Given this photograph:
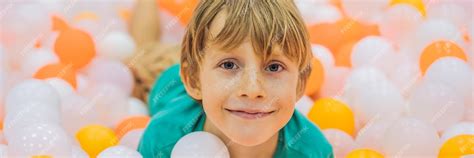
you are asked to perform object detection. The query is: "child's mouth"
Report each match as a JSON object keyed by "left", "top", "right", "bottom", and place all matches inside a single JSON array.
[{"left": 225, "top": 108, "right": 275, "bottom": 120}]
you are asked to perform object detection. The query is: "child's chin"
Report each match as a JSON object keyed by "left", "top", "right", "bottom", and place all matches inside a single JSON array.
[{"left": 227, "top": 132, "right": 273, "bottom": 147}]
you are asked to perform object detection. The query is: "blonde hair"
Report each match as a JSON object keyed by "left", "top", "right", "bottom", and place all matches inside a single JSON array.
[{"left": 181, "top": 0, "right": 312, "bottom": 98}]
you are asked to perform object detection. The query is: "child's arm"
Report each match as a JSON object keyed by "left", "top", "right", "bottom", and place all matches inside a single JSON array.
[{"left": 130, "top": 0, "right": 161, "bottom": 47}]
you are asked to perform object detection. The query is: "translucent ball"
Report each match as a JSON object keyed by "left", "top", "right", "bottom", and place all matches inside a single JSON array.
[
  {"left": 355, "top": 115, "right": 399, "bottom": 152},
  {"left": 424, "top": 57, "right": 472, "bottom": 99},
  {"left": 128, "top": 97, "right": 149, "bottom": 116},
  {"left": 311, "top": 44, "right": 335, "bottom": 69},
  {"left": 378, "top": 4, "right": 423, "bottom": 44},
  {"left": 82, "top": 58, "right": 134, "bottom": 95},
  {"left": 20, "top": 48, "right": 59, "bottom": 77},
  {"left": 341, "top": 0, "right": 390, "bottom": 24},
  {"left": 381, "top": 117, "right": 441, "bottom": 157},
  {"left": 7, "top": 123, "right": 72, "bottom": 157},
  {"left": 351, "top": 36, "right": 396, "bottom": 68},
  {"left": 119, "top": 129, "right": 145, "bottom": 150},
  {"left": 295, "top": 95, "right": 314, "bottom": 116},
  {"left": 97, "top": 145, "right": 142, "bottom": 158},
  {"left": 441, "top": 122, "right": 474, "bottom": 142},
  {"left": 71, "top": 146, "right": 89, "bottom": 158},
  {"left": 323, "top": 129, "right": 356, "bottom": 158},
  {"left": 98, "top": 31, "right": 136, "bottom": 61},
  {"left": 320, "top": 67, "right": 351, "bottom": 98},
  {"left": 5, "top": 79, "right": 60, "bottom": 114},
  {"left": 172, "top": 132, "right": 230, "bottom": 158}
]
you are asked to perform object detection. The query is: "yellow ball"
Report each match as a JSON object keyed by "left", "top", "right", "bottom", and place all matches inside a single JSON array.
[
  {"left": 76, "top": 125, "right": 119, "bottom": 158},
  {"left": 346, "top": 149, "right": 385, "bottom": 158},
  {"left": 438, "top": 134, "right": 474, "bottom": 158},
  {"left": 307, "top": 98, "right": 355, "bottom": 136},
  {"left": 390, "top": 0, "right": 426, "bottom": 16}
]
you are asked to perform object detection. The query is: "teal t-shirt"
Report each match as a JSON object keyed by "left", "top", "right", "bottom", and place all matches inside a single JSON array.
[{"left": 138, "top": 64, "right": 334, "bottom": 158}]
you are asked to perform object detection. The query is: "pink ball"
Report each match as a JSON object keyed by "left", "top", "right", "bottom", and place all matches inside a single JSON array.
[{"left": 323, "top": 129, "right": 356, "bottom": 158}]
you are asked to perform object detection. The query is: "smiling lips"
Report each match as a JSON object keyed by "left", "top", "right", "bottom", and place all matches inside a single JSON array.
[{"left": 225, "top": 108, "right": 275, "bottom": 119}]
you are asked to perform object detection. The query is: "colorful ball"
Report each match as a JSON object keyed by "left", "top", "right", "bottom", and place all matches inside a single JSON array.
[
  {"left": 76, "top": 125, "right": 119, "bottom": 158},
  {"left": 308, "top": 98, "right": 355, "bottom": 136}
]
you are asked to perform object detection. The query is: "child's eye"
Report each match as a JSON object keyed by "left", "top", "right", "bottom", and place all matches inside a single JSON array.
[
  {"left": 265, "top": 63, "right": 284, "bottom": 72},
  {"left": 219, "top": 61, "right": 239, "bottom": 70}
]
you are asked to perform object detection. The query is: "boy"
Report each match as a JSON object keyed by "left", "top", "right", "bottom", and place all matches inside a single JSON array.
[{"left": 138, "top": 0, "right": 333, "bottom": 157}]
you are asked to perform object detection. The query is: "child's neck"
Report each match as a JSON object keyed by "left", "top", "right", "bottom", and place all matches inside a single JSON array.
[{"left": 203, "top": 119, "right": 279, "bottom": 158}]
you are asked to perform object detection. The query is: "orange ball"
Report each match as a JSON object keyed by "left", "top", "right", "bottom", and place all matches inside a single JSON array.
[
  {"left": 305, "top": 58, "right": 325, "bottom": 97},
  {"left": 420, "top": 40, "right": 467, "bottom": 75},
  {"left": 158, "top": 0, "right": 198, "bottom": 25},
  {"left": 34, "top": 63, "right": 77, "bottom": 88},
  {"left": 307, "top": 98, "right": 355, "bottom": 136},
  {"left": 54, "top": 28, "right": 96, "bottom": 69},
  {"left": 438, "top": 134, "right": 474, "bottom": 158},
  {"left": 346, "top": 148, "right": 385, "bottom": 158},
  {"left": 115, "top": 116, "right": 150, "bottom": 139},
  {"left": 335, "top": 40, "right": 358, "bottom": 67},
  {"left": 307, "top": 18, "right": 379, "bottom": 54}
]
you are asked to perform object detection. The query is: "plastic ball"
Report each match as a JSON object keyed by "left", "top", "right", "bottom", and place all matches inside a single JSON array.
[
  {"left": 323, "top": 129, "right": 356, "bottom": 158},
  {"left": 438, "top": 134, "right": 474, "bottom": 158},
  {"left": 381, "top": 117, "right": 441, "bottom": 157},
  {"left": 420, "top": 40, "right": 467, "bottom": 75},
  {"left": 61, "top": 94, "right": 100, "bottom": 136},
  {"left": 97, "top": 145, "right": 142, "bottom": 158},
  {"left": 21, "top": 49, "right": 59, "bottom": 77},
  {"left": 351, "top": 36, "right": 396, "bottom": 68},
  {"left": 320, "top": 66, "right": 350, "bottom": 97},
  {"left": 341, "top": 0, "right": 389, "bottom": 24},
  {"left": 427, "top": 3, "right": 468, "bottom": 29},
  {"left": 342, "top": 67, "right": 405, "bottom": 125},
  {"left": 308, "top": 98, "right": 355, "bottom": 136},
  {"left": 7, "top": 123, "right": 72, "bottom": 157},
  {"left": 45, "top": 78, "right": 75, "bottom": 99},
  {"left": 378, "top": 4, "right": 423, "bottom": 44},
  {"left": 407, "top": 81, "right": 464, "bottom": 131},
  {"left": 441, "top": 122, "right": 474, "bottom": 142},
  {"left": 3, "top": 102, "right": 61, "bottom": 140},
  {"left": 424, "top": 57, "right": 472, "bottom": 99},
  {"left": 81, "top": 83, "right": 129, "bottom": 127},
  {"left": 54, "top": 28, "right": 96, "bottom": 69},
  {"left": 5, "top": 79, "right": 60, "bottom": 114},
  {"left": 115, "top": 116, "right": 150, "bottom": 139},
  {"left": 345, "top": 148, "right": 384, "bottom": 158},
  {"left": 128, "top": 97, "right": 149, "bottom": 116},
  {"left": 355, "top": 115, "right": 399, "bottom": 152},
  {"left": 71, "top": 146, "right": 89, "bottom": 158},
  {"left": 305, "top": 58, "right": 325, "bottom": 96},
  {"left": 390, "top": 0, "right": 426, "bottom": 16},
  {"left": 34, "top": 63, "right": 78, "bottom": 89},
  {"left": 297, "top": 2, "right": 342, "bottom": 25},
  {"left": 157, "top": 0, "right": 198, "bottom": 25},
  {"left": 171, "top": 132, "right": 230, "bottom": 158},
  {"left": 76, "top": 125, "right": 119, "bottom": 158},
  {"left": 98, "top": 31, "right": 136, "bottom": 61},
  {"left": 82, "top": 58, "right": 134, "bottom": 95},
  {"left": 311, "top": 44, "right": 335, "bottom": 69},
  {"left": 295, "top": 95, "right": 314, "bottom": 116},
  {"left": 0, "top": 144, "right": 6, "bottom": 157},
  {"left": 119, "top": 129, "right": 144, "bottom": 150}
]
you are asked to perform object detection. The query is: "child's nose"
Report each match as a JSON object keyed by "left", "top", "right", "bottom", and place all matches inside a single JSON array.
[{"left": 237, "top": 70, "right": 266, "bottom": 99}]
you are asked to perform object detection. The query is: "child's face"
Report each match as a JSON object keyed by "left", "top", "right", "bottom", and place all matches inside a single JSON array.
[{"left": 199, "top": 40, "right": 300, "bottom": 146}]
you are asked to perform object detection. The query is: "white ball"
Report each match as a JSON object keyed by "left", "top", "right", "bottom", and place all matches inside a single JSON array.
[
  {"left": 342, "top": 67, "right": 405, "bottom": 125},
  {"left": 311, "top": 44, "right": 334, "bottom": 69},
  {"left": 5, "top": 79, "right": 60, "bottom": 114},
  {"left": 424, "top": 57, "right": 472, "bottom": 99},
  {"left": 0, "top": 144, "right": 6, "bottom": 158},
  {"left": 71, "top": 146, "right": 89, "bottom": 158},
  {"left": 351, "top": 36, "right": 396, "bottom": 68},
  {"left": 441, "top": 122, "right": 474, "bottom": 142},
  {"left": 297, "top": 2, "right": 342, "bottom": 25},
  {"left": 407, "top": 81, "right": 465, "bottom": 132},
  {"left": 355, "top": 115, "right": 399, "bottom": 152},
  {"left": 378, "top": 4, "right": 423, "bottom": 44},
  {"left": 7, "top": 123, "right": 72, "bottom": 157},
  {"left": 381, "top": 117, "right": 441, "bottom": 157},
  {"left": 98, "top": 31, "right": 136, "bottom": 61},
  {"left": 171, "top": 132, "right": 230, "bottom": 158},
  {"left": 295, "top": 95, "right": 314, "bottom": 116},
  {"left": 159, "top": 11, "right": 186, "bottom": 44},
  {"left": 21, "top": 48, "right": 58, "bottom": 77},
  {"left": 427, "top": 3, "right": 468, "bottom": 29},
  {"left": 128, "top": 97, "right": 149, "bottom": 116},
  {"left": 119, "top": 129, "right": 145, "bottom": 150},
  {"left": 61, "top": 94, "right": 100, "bottom": 136},
  {"left": 320, "top": 67, "right": 350, "bottom": 98},
  {"left": 341, "top": 0, "right": 389, "bottom": 24},
  {"left": 45, "top": 78, "right": 75, "bottom": 100},
  {"left": 402, "top": 19, "right": 464, "bottom": 60},
  {"left": 97, "top": 145, "right": 142, "bottom": 158},
  {"left": 82, "top": 58, "right": 134, "bottom": 95},
  {"left": 323, "top": 129, "right": 355, "bottom": 158},
  {"left": 3, "top": 101, "right": 61, "bottom": 140}
]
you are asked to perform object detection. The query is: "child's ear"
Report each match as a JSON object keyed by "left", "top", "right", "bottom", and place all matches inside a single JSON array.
[{"left": 180, "top": 66, "right": 202, "bottom": 100}]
